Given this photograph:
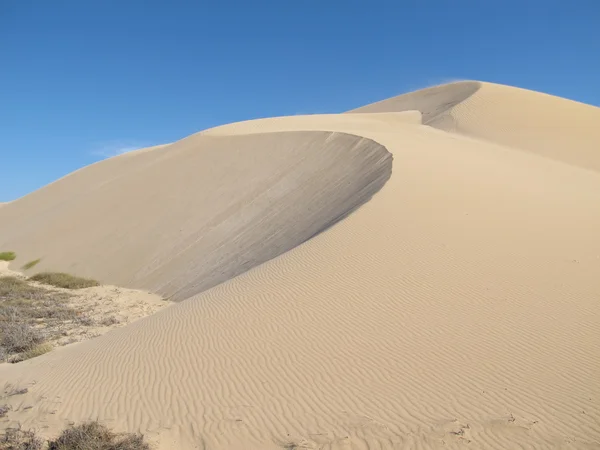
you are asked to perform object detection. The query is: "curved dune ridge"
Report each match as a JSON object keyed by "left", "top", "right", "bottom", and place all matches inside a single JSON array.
[
  {"left": 0, "top": 131, "right": 391, "bottom": 301},
  {"left": 1, "top": 81, "right": 600, "bottom": 450}
]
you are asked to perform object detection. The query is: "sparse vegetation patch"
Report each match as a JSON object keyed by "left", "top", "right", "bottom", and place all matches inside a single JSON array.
[
  {"left": 47, "top": 421, "right": 150, "bottom": 450},
  {"left": 0, "top": 276, "right": 76, "bottom": 362},
  {"left": 0, "top": 422, "right": 150, "bottom": 450},
  {"left": 29, "top": 272, "right": 99, "bottom": 290},
  {"left": 21, "top": 259, "right": 41, "bottom": 271},
  {"left": 0, "top": 427, "right": 44, "bottom": 450},
  {"left": 0, "top": 275, "right": 167, "bottom": 363}
]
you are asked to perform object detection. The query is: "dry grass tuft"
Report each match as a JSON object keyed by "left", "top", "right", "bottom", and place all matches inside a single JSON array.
[
  {"left": 47, "top": 421, "right": 150, "bottom": 450},
  {"left": 21, "top": 259, "right": 41, "bottom": 271},
  {"left": 0, "top": 427, "right": 44, "bottom": 450},
  {"left": 1, "top": 422, "right": 150, "bottom": 450},
  {"left": 29, "top": 272, "right": 99, "bottom": 290},
  {"left": 0, "top": 252, "right": 16, "bottom": 262},
  {"left": 0, "top": 322, "right": 46, "bottom": 354},
  {"left": 15, "top": 343, "right": 53, "bottom": 362}
]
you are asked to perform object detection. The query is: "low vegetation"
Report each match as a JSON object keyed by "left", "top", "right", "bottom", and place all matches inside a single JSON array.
[
  {"left": 29, "top": 272, "right": 99, "bottom": 290},
  {"left": 21, "top": 259, "right": 41, "bottom": 271},
  {"left": 48, "top": 421, "right": 150, "bottom": 450},
  {"left": 0, "top": 273, "right": 163, "bottom": 363},
  {"left": 0, "top": 252, "right": 16, "bottom": 262},
  {"left": 0, "top": 427, "right": 44, "bottom": 450},
  {"left": 0, "top": 421, "right": 150, "bottom": 450},
  {"left": 0, "top": 276, "right": 76, "bottom": 362}
]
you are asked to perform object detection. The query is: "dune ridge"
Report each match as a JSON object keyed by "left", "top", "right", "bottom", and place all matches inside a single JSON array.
[
  {"left": 0, "top": 131, "right": 391, "bottom": 301},
  {"left": 1, "top": 81, "right": 599, "bottom": 450},
  {"left": 351, "top": 81, "right": 600, "bottom": 171}
]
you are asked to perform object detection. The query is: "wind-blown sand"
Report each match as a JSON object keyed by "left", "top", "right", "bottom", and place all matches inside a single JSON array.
[{"left": 1, "top": 81, "right": 600, "bottom": 449}]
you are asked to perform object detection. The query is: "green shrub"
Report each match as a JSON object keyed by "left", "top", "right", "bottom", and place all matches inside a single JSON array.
[
  {"left": 0, "top": 252, "right": 16, "bottom": 262},
  {"left": 29, "top": 272, "right": 99, "bottom": 290}
]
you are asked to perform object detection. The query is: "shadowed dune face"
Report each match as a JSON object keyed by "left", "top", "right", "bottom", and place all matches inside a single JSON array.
[
  {"left": 0, "top": 131, "right": 391, "bottom": 301},
  {"left": 347, "top": 81, "right": 481, "bottom": 127}
]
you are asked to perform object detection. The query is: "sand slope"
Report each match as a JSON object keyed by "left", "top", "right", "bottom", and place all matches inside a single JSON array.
[
  {"left": 351, "top": 81, "right": 600, "bottom": 171},
  {"left": 0, "top": 132, "right": 390, "bottom": 301},
  {"left": 1, "top": 82, "right": 600, "bottom": 450}
]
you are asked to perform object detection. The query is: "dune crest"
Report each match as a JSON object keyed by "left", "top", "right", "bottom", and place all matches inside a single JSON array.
[
  {"left": 1, "top": 81, "right": 600, "bottom": 450},
  {"left": 0, "top": 131, "right": 391, "bottom": 301},
  {"left": 351, "top": 81, "right": 600, "bottom": 171}
]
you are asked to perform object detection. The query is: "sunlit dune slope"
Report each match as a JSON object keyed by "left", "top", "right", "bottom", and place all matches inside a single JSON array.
[{"left": 350, "top": 81, "right": 600, "bottom": 171}]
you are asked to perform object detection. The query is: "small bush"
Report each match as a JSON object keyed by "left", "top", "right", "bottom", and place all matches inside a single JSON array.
[
  {"left": 0, "top": 276, "right": 75, "bottom": 361},
  {"left": 21, "top": 259, "right": 41, "bottom": 271},
  {"left": 17, "top": 343, "right": 53, "bottom": 362},
  {"left": 0, "top": 427, "right": 43, "bottom": 450},
  {"left": 29, "top": 273, "right": 99, "bottom": 290},
  {"left": 0, "top": 322, "right": 45, "bottom": 354},
  {"left": 0, "top": 252, "right": 16, "bottom": 262},
  {"left": 0, "top": 277, "right": 44, "bottom": 301},
  {"left": 47, "top": 421, "right": 150, "bottom": 450},
  {"left": 100, "top": 316, "right": 119, "bottom": 326}
]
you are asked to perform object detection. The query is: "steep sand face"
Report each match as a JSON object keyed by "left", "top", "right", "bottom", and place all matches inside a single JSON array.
[
  {"left": 351, "top": 81, "right": 600, "bottom": 171},
  {"left": 1, "top": 83, "right": 600, "bottom": 450},
  {"left": 348, "top": 80, "right": 481, "bottom": 127},
  {"left": 0, "top": 132, "right": 391, "bottom": 301}
]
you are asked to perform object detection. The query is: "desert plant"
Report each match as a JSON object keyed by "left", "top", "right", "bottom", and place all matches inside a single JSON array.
[
  {"left": 0, "top": 427, "right": 43, "bottom": 450},
  {"left": 17, "top": 343, "right": 53, "bottom": 362},
  {"left": 0, "top": 322, "right": 45, "bottom": 354},
  {"left": 0, "top": 277, "right": 78, "bottom": 361},
  {"left": 0, "top": 277, "right": 46, "bottom": 303},
  {"left": 100, "top": 316, "right": 119, "bottom": 326},
  {"left": 47, "top": 421, "right": 150, "bottom": 450},
  {"left": 0, "top": 252, "right": 16, "bottom": 262},
  {"left": 21, "top": 259, "right": 41, "bottom": 271},
  {"left": 29, "top": 272, "right": 99, "bottom": 290}
]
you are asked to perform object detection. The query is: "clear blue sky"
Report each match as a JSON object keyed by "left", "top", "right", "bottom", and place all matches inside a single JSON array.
[{"left": 1, "top": 0, "right": 599, "bottom": 201}]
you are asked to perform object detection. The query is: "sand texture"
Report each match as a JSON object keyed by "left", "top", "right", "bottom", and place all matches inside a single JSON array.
[
  {"left": 1, "top": 81, "right": 600, "bottom": 449},
  {"left": 0, "top": 132, "right": 390, "bottom": 301}
]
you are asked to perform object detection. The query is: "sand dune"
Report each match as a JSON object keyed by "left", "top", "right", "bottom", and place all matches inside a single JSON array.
[
  {"left": 1, "top": 82, "right": 600, "bottom": 449},
  {"left": 0, "top": 132, "right": 390, "bottom": 301},
  {"left": 351, "top": 81, "right": 600, "bottom": 171}
]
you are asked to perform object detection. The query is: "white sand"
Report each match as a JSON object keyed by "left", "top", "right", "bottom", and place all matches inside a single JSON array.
[{"left": 1, "top": 81, "right": 599, "bottom": 449}]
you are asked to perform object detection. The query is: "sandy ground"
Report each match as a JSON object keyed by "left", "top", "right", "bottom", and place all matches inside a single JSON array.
[{"left": 1, "top": 81, "right": 599, "bottom": 449}]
